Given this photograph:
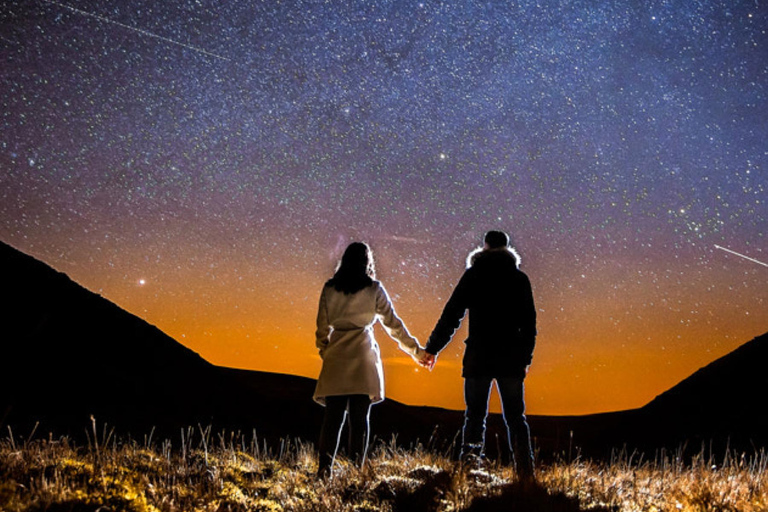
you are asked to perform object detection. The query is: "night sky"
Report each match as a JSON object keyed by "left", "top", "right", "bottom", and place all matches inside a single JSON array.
[{"left": 2, "top": 0, "right": 766, "bottom": 415}]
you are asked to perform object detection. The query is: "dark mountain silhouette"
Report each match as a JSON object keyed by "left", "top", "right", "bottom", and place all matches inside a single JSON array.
[
  {"left": 0, "top": 240, "right": 324, "bottom": 442},
  {"left": 1, "top": 240, "right": 766, "bottom": 459},
  {"left": 639, "top": 332, "right": 768, "bottom": 451},
  {"left": 528, "top": 332, "right": 768, "bottom": 459}
]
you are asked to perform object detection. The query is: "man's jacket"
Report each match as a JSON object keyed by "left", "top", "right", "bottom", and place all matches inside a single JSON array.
[{"left": 425, "top": 247, "right": 537, "bottom": 378}]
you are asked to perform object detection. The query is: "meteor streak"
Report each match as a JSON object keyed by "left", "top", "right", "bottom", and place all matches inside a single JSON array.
[
  {"left": 714, "top": 245, "right": 768, "bottom": 268},
  {"left": 42, "top": 0, "right": 230, "bottom": 61}
]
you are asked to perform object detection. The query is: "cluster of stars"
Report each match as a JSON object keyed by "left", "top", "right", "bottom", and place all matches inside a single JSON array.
[{"left": 1, "top": 0, "right": 765, "bottom": 414}]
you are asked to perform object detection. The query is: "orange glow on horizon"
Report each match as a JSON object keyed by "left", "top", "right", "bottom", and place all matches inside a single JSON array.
[{"left": 98, "top": 247, "right": 766, "bottom": 417}]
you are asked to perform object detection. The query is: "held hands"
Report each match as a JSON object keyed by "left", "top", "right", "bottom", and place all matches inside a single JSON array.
[
  {"left": 415, "top": 349, "right": 437, "bottom": 371},
  {"left": 422, "top": 352, "right": 437, "bottom": 371}
]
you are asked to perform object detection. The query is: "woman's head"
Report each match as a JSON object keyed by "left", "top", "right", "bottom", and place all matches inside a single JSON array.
[{"left": 328, "top": 242, "right": 376, "bottom": 294}]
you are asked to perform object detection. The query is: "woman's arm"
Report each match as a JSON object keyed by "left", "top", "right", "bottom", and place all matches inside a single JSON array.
[
  {"left": 315, "top": 287, "right": 331, "bottom": 357},
  {"left": 374, "top": 282, "right": 423, "bottom": 358}
]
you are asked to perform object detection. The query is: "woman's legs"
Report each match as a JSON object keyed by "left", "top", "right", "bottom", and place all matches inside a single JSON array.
[
  {"left": 317, "top": 394, "right": 372, "bottom": 475},
  {"left": 317, "top": 396, "right": 347, "bottom": 475},
  {"left": 346, "top": 395, "right": 372, "bottom": 465}
]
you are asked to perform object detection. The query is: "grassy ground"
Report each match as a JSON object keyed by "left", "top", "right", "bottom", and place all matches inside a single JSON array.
[{"left": 0, "top": 424, "right": 766, "bottom": 512}]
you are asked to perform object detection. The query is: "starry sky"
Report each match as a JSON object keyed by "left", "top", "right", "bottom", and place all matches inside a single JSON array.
[{"left": 2, "top": 0, "right": 766, "bottom": 415}]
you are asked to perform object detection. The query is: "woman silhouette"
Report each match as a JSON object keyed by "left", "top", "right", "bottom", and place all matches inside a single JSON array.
[{"left": 314, "top": 242, "right": 427, "bottom": 476}]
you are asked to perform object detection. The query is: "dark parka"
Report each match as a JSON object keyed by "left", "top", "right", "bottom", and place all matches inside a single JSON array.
[{"left": 425, "top": 247, "right": 537, "bottom": 378}]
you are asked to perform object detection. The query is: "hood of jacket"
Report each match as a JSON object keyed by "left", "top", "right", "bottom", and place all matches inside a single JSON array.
[{"left": 466, "top": 246, "right": 521, "bottom": 269}]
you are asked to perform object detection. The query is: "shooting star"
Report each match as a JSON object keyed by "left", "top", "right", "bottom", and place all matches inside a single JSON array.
[
  {"left": 382, "top": 235, "right": 431, "bottom": 245},
  {"left": 714, "top": 245, "right": 768, "bottom": 268},
  {"left": 42, "top": 0, "right": 230, "bottom": 61}
]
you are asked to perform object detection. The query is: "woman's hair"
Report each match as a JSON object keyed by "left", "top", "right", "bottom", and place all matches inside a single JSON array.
[{"left": 327, "top": 242, "right": 376, "bottom": 294}]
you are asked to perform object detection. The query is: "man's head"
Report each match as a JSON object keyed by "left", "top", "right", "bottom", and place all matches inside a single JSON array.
[{"left": 483, "top": 230, "right": 509, "bottom": 249}]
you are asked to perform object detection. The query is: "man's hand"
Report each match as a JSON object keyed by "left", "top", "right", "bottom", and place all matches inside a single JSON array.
[{"left": 420, "top": 352, "right": 437, "bottom": 371}]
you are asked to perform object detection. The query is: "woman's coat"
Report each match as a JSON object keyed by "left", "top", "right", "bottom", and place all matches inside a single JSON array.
[{"left": 313, "top": 280, "right": 421, "bottom": 405}]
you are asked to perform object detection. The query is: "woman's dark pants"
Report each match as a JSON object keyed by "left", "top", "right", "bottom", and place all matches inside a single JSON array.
[{"left": 317, "top": 394, "right": 372, "bottom": 474}]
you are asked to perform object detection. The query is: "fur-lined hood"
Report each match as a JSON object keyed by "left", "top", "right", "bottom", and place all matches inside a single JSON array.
[{"left": 466, "top": 246, "right": 521, "bottom": 269}]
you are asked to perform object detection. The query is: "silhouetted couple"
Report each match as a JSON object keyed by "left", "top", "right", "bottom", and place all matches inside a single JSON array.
[{"left": 313, "top": 231, "right": 536, "bottom": 481}]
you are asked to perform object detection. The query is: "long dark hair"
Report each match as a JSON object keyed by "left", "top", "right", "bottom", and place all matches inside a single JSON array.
[{"left": 327, "top": 242, "right": 376, "bottom": 294}]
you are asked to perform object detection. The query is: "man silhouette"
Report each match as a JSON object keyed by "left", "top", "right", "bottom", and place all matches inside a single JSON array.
[{"left": 423, "top": 230, "right": 536, "bottom": 479}]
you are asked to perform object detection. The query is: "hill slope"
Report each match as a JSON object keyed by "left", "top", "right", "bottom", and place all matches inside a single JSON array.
[
  {"left": 0, "top": 240, "right": 324, "bottom": 441},
  {"left": 539, "top": 332, "right": 768, "bottom": 458},
  {"left": 639, "top": 332, "right": 768, "bottom": 450}
]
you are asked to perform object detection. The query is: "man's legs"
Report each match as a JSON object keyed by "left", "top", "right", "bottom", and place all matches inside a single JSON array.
[
  {"left": 461, "top": 376, "right": 494, "bottom": 460},
  {"left": 496, "top": 375, "right": 534, "bottom": 479},
  {"left": 346, "top": 394, "right": 372, "bottom": 466}
]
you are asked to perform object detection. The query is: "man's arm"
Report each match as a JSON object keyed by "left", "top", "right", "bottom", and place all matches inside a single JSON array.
[
  {"left": 425, "top": 270, "right": 472, "bottom": 356},
  {"left": 518, "top": 272, "right": 537, "bottom": 365}
]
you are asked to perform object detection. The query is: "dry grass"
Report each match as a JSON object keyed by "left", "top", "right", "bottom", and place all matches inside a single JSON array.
[{"left": 0, "top": 424, "right": 766, "bottom": 512}]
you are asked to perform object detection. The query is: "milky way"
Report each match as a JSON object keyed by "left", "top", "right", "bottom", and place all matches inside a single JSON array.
[{"left": 1, "top": 0, "right": 766, "bottom": 414}]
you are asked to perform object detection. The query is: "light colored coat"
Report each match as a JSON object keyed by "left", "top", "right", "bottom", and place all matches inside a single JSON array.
[{"left": 313, "top": 280, "right": 422, "bottom": 405}]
